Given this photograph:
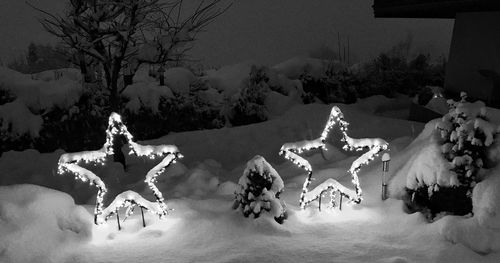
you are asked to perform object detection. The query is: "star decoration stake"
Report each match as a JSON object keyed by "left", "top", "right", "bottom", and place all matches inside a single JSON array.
[
  {"left": 57, "top": 112, "right": 183, "bottom": 225},
  {"left": 279, "top": 106, "right": 389, "bottom": 210}
]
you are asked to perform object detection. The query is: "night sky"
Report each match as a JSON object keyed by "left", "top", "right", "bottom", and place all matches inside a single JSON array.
[{"left": 0, "top": 0, "right": 454, "bottom": 66}]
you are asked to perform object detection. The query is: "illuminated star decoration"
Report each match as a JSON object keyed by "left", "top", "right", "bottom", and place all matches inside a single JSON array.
[
  {"left": 57, "top": 113, "right": 183, "bottom": 225},
  {"left": 279, "top": 106, "right": 388, "bottom": 210}
]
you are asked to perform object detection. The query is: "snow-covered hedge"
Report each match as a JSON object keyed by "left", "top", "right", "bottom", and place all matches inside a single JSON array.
[{"left": 233, "top": 155, "right": 287, "bottom": 223}]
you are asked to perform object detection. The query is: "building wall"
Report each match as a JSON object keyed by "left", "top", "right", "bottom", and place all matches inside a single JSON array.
[{"left": 445, "top": 12, "right": 500, "bottom": 105}]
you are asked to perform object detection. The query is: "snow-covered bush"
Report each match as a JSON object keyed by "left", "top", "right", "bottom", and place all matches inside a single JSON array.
[
  {"left": 233, "top": 155, "right": 287, "bottom": 224},
  {"left": 299, "top": 61, "right": 359, "bottom": 104},
  {"left": 0, "top": 66, "right": 98, "bottom": 154},
  {"left": 362, "top": 53, "right": 445, "bottom": 98},
  {"left": 227, "top": 66, "right": 270, "bottom": 126},
  {"left": 436, "top": 93, "right": 491, "bottom": 192},
  {"left": 0, "top": 84, "right": 106, "bottom": 154},
  {"left": 405, "top": 92, "right": 499, "bottom": 217},
  {"left": 124, "top": 82, "right": 224, "bottom": 140}
]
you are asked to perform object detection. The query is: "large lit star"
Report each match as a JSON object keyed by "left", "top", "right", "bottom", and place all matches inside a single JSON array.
[
  {"left": 57, "top": 113, "right": 183, "bottom": 225},
  {"left": 279, "top": 106, "right": 388, "bottom": 210}
]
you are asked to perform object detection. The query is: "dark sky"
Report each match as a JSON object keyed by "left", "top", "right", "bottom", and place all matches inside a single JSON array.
[{"left": 0, "top": 0, "right": 454, "bottom": 66}]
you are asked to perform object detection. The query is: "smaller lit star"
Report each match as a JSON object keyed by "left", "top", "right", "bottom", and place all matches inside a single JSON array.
[{"left": 279, "top": 106, "right": 389, "bottom": 210}]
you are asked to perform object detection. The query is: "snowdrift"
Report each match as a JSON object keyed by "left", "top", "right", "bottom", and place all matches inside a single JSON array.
[{"left": 0, "top": 184, "right": 92, "bottom": 263}]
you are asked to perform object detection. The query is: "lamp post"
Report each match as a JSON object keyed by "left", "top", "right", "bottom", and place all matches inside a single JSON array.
[{"left": 381, "top": 153, "right": 390, "bottom": 200}]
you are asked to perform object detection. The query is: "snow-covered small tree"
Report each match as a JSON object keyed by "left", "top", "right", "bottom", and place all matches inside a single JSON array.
[
  {"left": 413, "top": 92, "right": 500, "bottom": 216},
  {"left": 436, "top": 93, "right": 496, "bottom": 194},
  {"left": 233, "top": 155, "right": 287, "bottom": 224}
]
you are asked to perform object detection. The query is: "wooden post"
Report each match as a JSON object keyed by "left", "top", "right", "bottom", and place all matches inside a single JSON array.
[
  {"left": 318, "top": 194, "right": 322, "bottom": 212},
  {"left": 141, "top": 206, "right": 146, "bottom": 227},
  {"left": 382, "top": 153, "right": 391, "bottom": 200},
  {"left": 116, "top": 210, "right": 121, "bottom": 231},
  {"left": 339, "top": 192, "right": 343, "bottom": 211}
]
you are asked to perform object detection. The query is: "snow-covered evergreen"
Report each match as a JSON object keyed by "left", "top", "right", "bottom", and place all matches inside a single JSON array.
[
  {"left": 435, "top": 92, "right": 499, "bottom": 197},
  {"left": 233, "top": 155, "right": 287, "bottom": 223}
]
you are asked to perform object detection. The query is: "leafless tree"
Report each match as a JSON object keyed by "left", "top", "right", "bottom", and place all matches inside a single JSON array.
[{"left": 29, "top": 0, "right": 231, "bottom": 110}]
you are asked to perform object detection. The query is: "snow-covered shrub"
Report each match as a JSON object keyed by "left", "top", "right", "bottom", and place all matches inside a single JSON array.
[
  {"left": 0, "top": 66, "right": 95, "bottom": 154},
  {"left": 0, "top": 66, "right": 224, "bottom": 154},
  {"left": 299, "top": 61, "right": 359, "bottom": 104},
  {"left": 233, "top": 155, "right": 287, "bottom": 224},
  {"left": 362, "top": 52, "right": 445, "bottom": 98},
  {"left": 436, "top": 93, "right": 492, "bottom": 194},
  {"left": 405, "top": 92, "right": 498, "bottom": 217},
  {"left": 227, "top": 66, "right": 270, "bottom": 126},
  {"left": 36, "top": 83, "right": 108, "bottom": 153},
  {"left": 163, "top": 67, "right": 197, "bottom": 95},
  {"left": 124, "top": 80, "right": 224, "bottom": 140},
  {"left": 0, "top": 83, "right": 103, "bottom": 154}
]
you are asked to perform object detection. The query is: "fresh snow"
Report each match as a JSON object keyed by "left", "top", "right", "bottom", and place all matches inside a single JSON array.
[
  {"left": 2, "top": 94, "right": 500, "bottom": 262},
  {"left": 0, "top": 184, "right": 92, "bottom": 263}
]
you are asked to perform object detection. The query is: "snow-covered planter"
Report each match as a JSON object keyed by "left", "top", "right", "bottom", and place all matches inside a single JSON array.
[
  {"left": 233, "top": 155, "right": 287, "bottom": 224},
  {"left": 406, "top": 92, "right": 499, "bottom": 217}
]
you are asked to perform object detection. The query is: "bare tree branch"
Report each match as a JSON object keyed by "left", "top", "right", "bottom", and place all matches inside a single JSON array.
[{"left": 30, "top": 0, "right": 231, "bottom": 110}]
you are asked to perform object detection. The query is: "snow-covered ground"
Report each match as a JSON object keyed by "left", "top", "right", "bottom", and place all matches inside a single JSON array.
[{"left": 1, "top": 93, "right": 500, "bottom": 263}]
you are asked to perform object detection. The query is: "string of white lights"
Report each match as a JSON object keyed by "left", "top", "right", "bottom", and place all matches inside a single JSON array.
[
  {"left": 57, "top": 112, "right": 182, "bottom": 225},
  {"left": 280, "top": 106, "right": 388, "bottom": 209}
]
